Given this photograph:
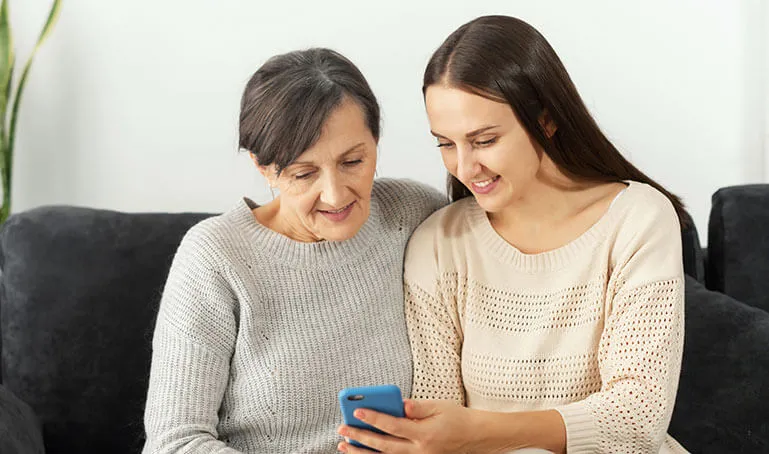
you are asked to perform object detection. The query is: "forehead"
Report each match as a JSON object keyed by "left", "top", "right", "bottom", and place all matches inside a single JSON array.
[
  {"left": 425, "top": 85, "right": 514, "bottom": 133},
  {"left": 287, "top": 99, "right": 373, "bottom": 165}
]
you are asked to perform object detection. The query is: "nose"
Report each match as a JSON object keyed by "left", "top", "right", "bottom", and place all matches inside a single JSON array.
[
  {"left": 455, "top": 146, "right": 481, "bottom": 183},
  {"left": 319, "top": 171, "right": 348, "bottom": 207}
]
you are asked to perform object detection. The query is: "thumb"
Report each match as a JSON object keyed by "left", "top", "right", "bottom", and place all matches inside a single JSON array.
[{"left": 404, "top": 399, "right": 439, "bottom": 420}]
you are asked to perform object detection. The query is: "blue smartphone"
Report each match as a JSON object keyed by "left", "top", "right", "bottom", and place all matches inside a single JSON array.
[{"left": 339, "top": 384, "right": 405, "bottom": 451}]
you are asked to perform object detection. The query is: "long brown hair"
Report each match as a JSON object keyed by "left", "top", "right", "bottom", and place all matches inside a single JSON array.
[{"left": 423, "top": 15, "right": 688, "bottom": 226}]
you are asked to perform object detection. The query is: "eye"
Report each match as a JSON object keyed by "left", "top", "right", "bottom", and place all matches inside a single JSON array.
[
  {"left": 475, "top": 137, "right": 497, "bottom": 147},
  {"left": 294, "top": 172, "right": 314, "bottom": 180},
  {"left": 343, "top": 159, "right": 363, "bottom": 166},
  {"left": 436, "top": 142, "right": 454, "bottom": 149}
]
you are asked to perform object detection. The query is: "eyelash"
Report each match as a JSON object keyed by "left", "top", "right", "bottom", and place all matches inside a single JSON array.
[
  {"left": 437, "top": 138, "right": 497, "bottom": 148},
  {"left": 293, "top": 160, "right": 363, "bottom": 180}
]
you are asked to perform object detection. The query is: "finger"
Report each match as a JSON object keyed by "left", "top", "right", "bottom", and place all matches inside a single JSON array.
[
  {"left": 403, "top": 399, "right": 439, "bottom": 420},
  {"left": 337, "top": 440, "right": 377, "bottom": 453},
  {"left": 354, "top": 408, "right": 417, "bottom": 440},
  {"left": 339, "top": 424, "right": 408, "bottom": 453}
]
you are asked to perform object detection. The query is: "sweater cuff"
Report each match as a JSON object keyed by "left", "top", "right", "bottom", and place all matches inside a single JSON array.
[{"left": 554, "top": 400, "right": 599, "bottom": 453}]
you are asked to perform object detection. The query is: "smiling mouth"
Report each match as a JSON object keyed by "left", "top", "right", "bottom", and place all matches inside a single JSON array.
[
  {"left": 473, "top": 176, "right": 499, "bottom": 188},
  {"left": 319, "top": 202, "right": 355, "bottom": 214}
]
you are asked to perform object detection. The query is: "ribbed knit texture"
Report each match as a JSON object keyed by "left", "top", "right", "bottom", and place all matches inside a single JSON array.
[
  {"left": 404, "top": 181, "right": 688, "bottom": 453},
  {"left": 143, "top": 178, "right": 446, "bottom": 454}
]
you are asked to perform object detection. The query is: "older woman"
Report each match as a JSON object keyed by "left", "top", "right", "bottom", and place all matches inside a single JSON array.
[{"left": 142, "top": 48, "right": 445, "bottom": 453}]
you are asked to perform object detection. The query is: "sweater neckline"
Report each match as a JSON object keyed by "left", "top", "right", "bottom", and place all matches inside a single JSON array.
[
  {"left": 468, "top": 181, "right": 636, "bottom": 273},
  {"left": 226, "top": 195, "right": 382, "bottom": 270}
]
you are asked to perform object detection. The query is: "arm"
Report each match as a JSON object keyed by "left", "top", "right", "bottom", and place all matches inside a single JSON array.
[
  {"left": 405, "top": 279, "right": 465, "bottom": 404},
  {"left": 402, "top": 214, "right": 464, "bottom": 404},
  {"left": 143, "top": 228, "right": 243, "bottom": 454},
  {"left": 555, "top": 256, "right": 684, "bottom": 451}
]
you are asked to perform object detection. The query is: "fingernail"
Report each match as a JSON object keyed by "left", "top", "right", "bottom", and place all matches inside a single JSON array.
[{"left": 354, "top": 409, "right": 365, "bottom": 419}]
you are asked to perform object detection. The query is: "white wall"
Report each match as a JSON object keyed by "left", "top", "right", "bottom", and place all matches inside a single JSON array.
[
  {"left": 11, "top": 0, "right": 768, "bottom": 242},
  {"left": 764, "top": 0, "right": 769, "bottom": 183}
]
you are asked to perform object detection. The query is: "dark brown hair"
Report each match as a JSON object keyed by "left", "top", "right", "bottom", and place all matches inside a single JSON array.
[
  {"left": 423, "top": 15, "right": 688, "bottom": 226},
  {"left": 239, "top": 48, "right": 380, "bottom": 173}
]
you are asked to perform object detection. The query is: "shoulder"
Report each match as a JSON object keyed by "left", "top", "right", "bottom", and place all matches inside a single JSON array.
[
  {"left": 173, "top": 207, "right": 249, "bottom": 270},
  {"left": 372, "top": 178, "right": 446, "bottom": 211},
  {"left": 404, "top": 197, "right": 476, "bottom": 279},
  {"left": 372, "top": 178, "right": 448, "bottom": 233},
  {"left": 409, "top": 197, "right": 475, "bottom": 245},
  {"left": 609, "top": 181, "right": 683, "bottom": 283},
  {"left": 615, "top": 182, "right": 680, "bottom": 242}
]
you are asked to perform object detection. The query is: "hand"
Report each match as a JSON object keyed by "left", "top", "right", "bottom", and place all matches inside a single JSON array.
[{"left": 337, "top": 399, "right": 479, "bottom": 454}]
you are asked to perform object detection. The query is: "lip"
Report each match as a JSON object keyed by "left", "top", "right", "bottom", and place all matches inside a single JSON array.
[
  {"left": 470, "top": 176, "right": 500, "bottom": 195},
  {"left": 318, "top": 201, "right": 355, "bottom": 222}
]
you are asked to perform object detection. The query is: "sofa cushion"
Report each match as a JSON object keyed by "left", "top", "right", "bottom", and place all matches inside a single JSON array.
[
  {"left": 0, "top": 206, "right": 213, "bottom": 454},
  {"left": 706, "top": 184, "right": 769, "bottom": 311},
  {"left": 669, "top": 276, "right": 769, "bottom": 452}
]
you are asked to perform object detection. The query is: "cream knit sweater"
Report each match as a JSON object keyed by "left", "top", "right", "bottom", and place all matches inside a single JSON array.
[{"left": 404, "top": 181, "right": 688, "bottom": 453}]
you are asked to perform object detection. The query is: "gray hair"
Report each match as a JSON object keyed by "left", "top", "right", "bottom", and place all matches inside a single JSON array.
[{"left": 239, "top": 48, "right": 380, "bottom": 173}]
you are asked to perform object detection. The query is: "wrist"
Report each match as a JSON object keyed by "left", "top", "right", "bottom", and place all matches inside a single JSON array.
[
  {"left": 466, "top": 409, "right": 567, "bottom": 454},
  {"left": 465, "top": 409, "right": 522, "bottom": 453}
]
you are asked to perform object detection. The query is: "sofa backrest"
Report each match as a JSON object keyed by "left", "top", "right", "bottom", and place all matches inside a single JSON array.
[
  {"left": 0, "top": 206, "right": 213, "bottom": 454},
  {"left": 706, "top": 184, "right": 769, "bottom": 312}
]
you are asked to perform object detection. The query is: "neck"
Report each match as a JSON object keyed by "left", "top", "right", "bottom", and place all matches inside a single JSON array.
[
  {"left": 489, "top": 167, "right": 592, "bottom": 230},
  {"left": 253, "top": 198, "right": 323, "bottom": 243}
]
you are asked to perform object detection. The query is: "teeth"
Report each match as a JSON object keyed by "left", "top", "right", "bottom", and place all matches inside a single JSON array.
[
  {"left": 474, "top": 177, "right": 497, "bottom": 188},
  {"left": 326, "top": 204, "right": 349, "bottom": 214}
]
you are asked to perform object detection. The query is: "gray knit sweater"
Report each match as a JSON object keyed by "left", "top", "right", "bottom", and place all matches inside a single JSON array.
[{"left": 142, "top": 178, "right": 446, "bottom": 454}]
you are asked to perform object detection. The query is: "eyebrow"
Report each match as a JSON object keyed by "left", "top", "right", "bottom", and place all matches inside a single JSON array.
[
  {"left": 288, "top": 142, "right": 366, "bottom": 168},
  {"left": 430, "top": 125, "right": 500, "bottom": 139}
]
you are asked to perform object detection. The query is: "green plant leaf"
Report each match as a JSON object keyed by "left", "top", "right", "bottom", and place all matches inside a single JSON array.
[
  {"left": 0, "top": 0, "right": 13, "bottom": 172},
  {"left": 0, "top": 0, "right": 13, "bottom": 113},
  {"left": 6, "top": 0, "right": 61, "bottom": 192}
]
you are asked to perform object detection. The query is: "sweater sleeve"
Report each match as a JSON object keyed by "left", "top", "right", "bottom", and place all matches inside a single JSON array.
[
  {"left": 143, "top": 225, "right": 243, "bottom": 454},
  {"left": 555, "top": 197, "right": 685, "bottom": 453},
  {"left": 403, "top": 213, "right": 465, "bottom": 404}
]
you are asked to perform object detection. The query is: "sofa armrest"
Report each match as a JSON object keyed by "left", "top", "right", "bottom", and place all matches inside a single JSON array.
[
  {"left": 0, "top": 384, "right": 45, "bottom": 454},
  {"left": 706, "top": 184, "right": 769, "bottom": 311}
]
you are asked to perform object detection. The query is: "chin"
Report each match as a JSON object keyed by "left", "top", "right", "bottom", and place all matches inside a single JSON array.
[
  {"left": 473, "top": 195, "right": 507, "bottom": 214},
  {"left": 322, "top": 228, "right": 359, "bottom": 242},
  {"left": 322, "top": 219, "right": 366, "bottom": 242}
]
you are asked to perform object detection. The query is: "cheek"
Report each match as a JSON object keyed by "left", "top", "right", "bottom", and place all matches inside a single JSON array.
[
  {"left": 282, "top": 188, "right": 318, "bottom": 218},
  {"left": 494, "top": 139, "right": 540, "bottom": 176},
  {"left": 440, "top": 151, "right": 457, "bottom": 174},
  {"left": 353, "top": 162, "right": 377, "bottom": 194}
]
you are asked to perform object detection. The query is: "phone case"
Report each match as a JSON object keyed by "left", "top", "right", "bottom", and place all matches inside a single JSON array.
[{"left": 338, "top": 384, "right": 405, "bottom": 450}]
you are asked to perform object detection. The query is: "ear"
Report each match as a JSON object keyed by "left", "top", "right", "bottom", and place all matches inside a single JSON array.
[
  {"left": 252, "top": 154, "right": 278, "bottom": 187},
  {"left": 538, "top": 110, "right": 558, "bottom": 138}
]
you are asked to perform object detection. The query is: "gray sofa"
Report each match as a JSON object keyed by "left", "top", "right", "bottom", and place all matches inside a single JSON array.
[{"left": 0, "top": 185, "right": 768, "bottom": 453}]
